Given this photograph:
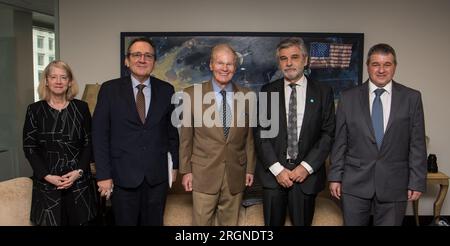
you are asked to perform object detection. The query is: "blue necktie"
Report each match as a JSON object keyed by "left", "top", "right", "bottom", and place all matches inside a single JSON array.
[{"left": 372, "top": 88, "right": 385, "bottom": 149}]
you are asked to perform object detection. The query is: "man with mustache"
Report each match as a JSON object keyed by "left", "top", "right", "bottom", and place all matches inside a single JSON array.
[{"left": 255, "top": 38, "right": 335, "bottom": 225}]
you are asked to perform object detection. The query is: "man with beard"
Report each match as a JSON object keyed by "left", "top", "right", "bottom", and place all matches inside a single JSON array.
[{"left": 255, "top": 38, "right": 335, "bottom": 226}]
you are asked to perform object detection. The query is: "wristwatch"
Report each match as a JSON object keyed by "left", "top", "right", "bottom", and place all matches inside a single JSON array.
[{"left": 77, "top": 169, "right": 84, "bottom": 178}]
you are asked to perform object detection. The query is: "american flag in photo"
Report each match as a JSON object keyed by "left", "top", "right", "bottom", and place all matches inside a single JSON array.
[{"left": 309, "top": 43, "right": 353, "bottom": 69}]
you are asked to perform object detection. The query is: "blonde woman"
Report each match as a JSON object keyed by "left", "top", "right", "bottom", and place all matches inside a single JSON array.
[{"left": 23, "top": 60, "right": 97, "bottom": 225}]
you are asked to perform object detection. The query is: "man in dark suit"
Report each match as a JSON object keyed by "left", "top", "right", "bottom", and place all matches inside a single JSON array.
[
  {"left": 255, "top": 38, "right": 335, "bottom": 226},
  {"left": 92, "top": 37, "right": 179, "bottom": 225},
  {"left": 328, "top": 43, "right": 427, "bottom": 226}
]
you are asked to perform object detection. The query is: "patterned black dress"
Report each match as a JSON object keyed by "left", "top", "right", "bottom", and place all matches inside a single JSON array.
[{"left": 23, "top": 99, "right": 97, "bottom": 226}]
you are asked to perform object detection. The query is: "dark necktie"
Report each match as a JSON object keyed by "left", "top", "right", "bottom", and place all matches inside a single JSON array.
[
  {"left": 287, "top": 84, "right": 298, "bottom": 159},
  {"left": 372, "top": 88, "right": 385, "bottom": 149},
  {"left": 136, "top": 84, "right": 146, "bottom": 124},
  {"left": 220, "top": 90, "right": 231, "bottom": 138}
]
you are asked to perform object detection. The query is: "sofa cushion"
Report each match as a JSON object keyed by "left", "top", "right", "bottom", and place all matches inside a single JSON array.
[
  {"left": 312, "top": 197, "right": 343, "bottom": 226},
  {"left": 164, "top": 193, "right": 343, "bottom": 226},
  {"left": 0, "top": 177, "right": 33, "bottom": 226},
  {"left": 164, "top": 194, "right": 193, "bottom": 226},
  {"left": 239, "top": 197, "right": 342, "bottom": 226}
]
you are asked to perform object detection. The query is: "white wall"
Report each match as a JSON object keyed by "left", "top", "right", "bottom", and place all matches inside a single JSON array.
[{"left": 59, "top": 0, "right": 450, "bottom": 216}]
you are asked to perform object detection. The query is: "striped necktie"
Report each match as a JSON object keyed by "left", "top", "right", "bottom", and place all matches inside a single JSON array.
[
  {"left": 220, "top": 90, "right": 231, "bottom": 138},
  {"left": 287, "top": 84, "right": 298, "bottom": 159}
]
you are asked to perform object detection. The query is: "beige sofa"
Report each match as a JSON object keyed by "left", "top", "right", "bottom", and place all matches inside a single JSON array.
[
  {"left": 0, "top": 176, "right": 343, "bottom": 226},
  {"left": 164, "top": 175, "right": 343, "bottom": 226},
  {"left": 0, "top": 177, "right": 33, "bottom": 226}
]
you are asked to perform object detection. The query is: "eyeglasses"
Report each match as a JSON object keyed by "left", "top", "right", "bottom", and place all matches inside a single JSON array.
[{"left": 128, "top": 52, "right": 155, "bottom": 61}]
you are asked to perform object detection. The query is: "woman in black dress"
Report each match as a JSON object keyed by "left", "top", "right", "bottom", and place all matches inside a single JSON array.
[{"left": 23, "top": 60, "right": 97, "bottom": 226}]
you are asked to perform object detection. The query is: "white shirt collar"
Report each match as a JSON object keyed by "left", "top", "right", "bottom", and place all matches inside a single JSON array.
[
  {"left": 284, "top": 75, "right": 307, "bottom": 88},
  {"left": 369, "top": 80, "right": 392, "bottom": 95},
  {"left": 211, "top": 78, "right": 233, "bottom": 93},
  {"left": 131, "top": 75, "right": 150, "bottom": 89}
]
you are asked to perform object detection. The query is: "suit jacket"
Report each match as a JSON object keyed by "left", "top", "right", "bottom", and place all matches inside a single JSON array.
[
  {"left": 179, "top": 81, "right": 256, "bottom": 195},
  {"left": 92, "top": 76, "right": 179, "bottom": 188},
  {"left": 255, "top": 78, "right": 335, "bottom": 194},
  {"left": 328, "top": 81, "right": 427, "bottom": 202}
]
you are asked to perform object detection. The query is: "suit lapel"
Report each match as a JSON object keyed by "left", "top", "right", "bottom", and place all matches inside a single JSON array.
[
  {"left": 275, "top": 80, "right": 287, "bottom": 132},
  {"left": 226, "top": 83, "right": 236, "bottom": 143},
  {"left": 274, "top": 80, "right": 288, "bottom": 148},
  {"left": 202, "top": 81, "right": 224, "bottom": 141},
  {"left": 120, "top": 77, "right": 142, "bottom": 124},
  {"left": 384, "top": 81, "right": 401, "bottom": 135},
  {"left": 299, "top": 79, "right": 317, "bottom": 140},
  {"left": 226, "top": 82, "right": 243, "bottom": 143},
  {"left": 359, "top": 81, "right": 376, "bottom": 143},
  {"left": 146, "top": 77, "right": 160, "bottom": 127}
]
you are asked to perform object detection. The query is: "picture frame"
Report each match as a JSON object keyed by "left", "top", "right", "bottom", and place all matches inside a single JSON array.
[{"left": 120, "top": 32, "right": 364, "bottom": 99}]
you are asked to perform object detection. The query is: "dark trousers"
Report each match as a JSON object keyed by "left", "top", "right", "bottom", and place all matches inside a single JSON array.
[
  {"left": 263, "top": 183, "right": 316, "bottom": 226},
  {"left": 60, "top": 189, "right": 83, "bottom": 226},
  {"left": 111, "top": 180, "right": 168, "bottom": 226},
  {"left": 342, "top": 193, "right": 407, "bottom": 226}
]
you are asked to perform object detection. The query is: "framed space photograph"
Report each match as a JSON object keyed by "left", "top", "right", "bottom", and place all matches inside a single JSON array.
[{"left": 120, "top": 32, "right": 364, "bottom": 99}]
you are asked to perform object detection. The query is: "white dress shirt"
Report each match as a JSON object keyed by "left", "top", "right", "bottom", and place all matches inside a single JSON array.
[
  {"left": 269, "top": 75, "right": 314, "bottom": 176},
  {"left": 131, "top": 75, "right": 151, "bottom": 118},
  {"left": 369, "top": 80, "right": 392, "bottom": 132},
  {"left": 211, "top": 78, "right": 234, "bottom": 112}
]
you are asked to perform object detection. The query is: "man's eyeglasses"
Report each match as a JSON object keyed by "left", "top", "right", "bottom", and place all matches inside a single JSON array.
[{"left": 128, "top": 52, "right": 155, "bottom": 61}]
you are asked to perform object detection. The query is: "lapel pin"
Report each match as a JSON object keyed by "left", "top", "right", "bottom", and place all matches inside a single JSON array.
[{"left": 309, "top": 98, "right": 315, "bottom": 103}]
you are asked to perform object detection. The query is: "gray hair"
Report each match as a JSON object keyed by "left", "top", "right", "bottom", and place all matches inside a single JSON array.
[{"left": 276, "top": 37, "right": 309, "bottom": 58}]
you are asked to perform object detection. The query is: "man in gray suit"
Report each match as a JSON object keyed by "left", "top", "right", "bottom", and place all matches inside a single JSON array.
[{"left": 328, "top": 43, "right": 427, "bottom": 226}]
